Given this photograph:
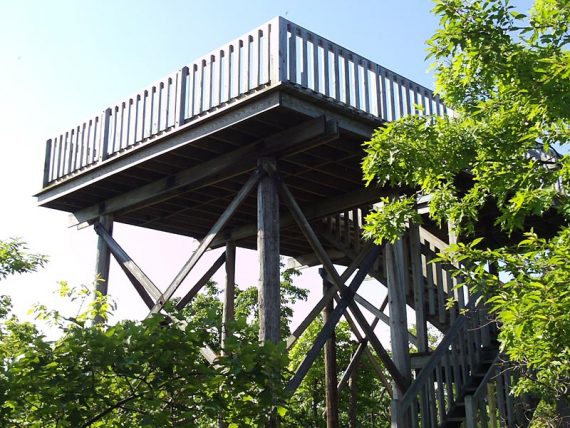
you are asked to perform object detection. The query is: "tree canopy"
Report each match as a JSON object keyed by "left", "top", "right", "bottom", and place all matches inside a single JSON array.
[{"left": 363, "top": 0, "right": 569, "bottom": 411}]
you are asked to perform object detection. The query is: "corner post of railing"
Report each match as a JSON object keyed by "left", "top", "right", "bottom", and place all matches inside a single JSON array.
[
  {"left": 176, "top": 66, "right": 189, "bottom": 127},
  {"left": 98, "top": 108, "right": 112, "bottom": 162},
  {"left": 269, "top": 16, "right": 287, "bottom": 85},
  {"left": 464, "top": 395, "right": 476, "bottom": 428},
  {"left": 42, "top": 139, "right": 53, "bottom": 188}
]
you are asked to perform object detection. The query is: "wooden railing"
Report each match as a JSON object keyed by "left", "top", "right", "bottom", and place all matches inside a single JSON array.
[
  {"left": 42, "top": 17, "right": 447, "bottom": 187},
  {"left": 397, "top": 300, "right": 497, "bottom": 427}
]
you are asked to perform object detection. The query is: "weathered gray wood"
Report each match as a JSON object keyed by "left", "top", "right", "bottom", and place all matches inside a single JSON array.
[
  {"left": 212, "top": 186, "right": 389, "bottom": 248},
  {"left": 398, "top": 295, "right": 479, "bottom": 412},
  {"left": 93, "top": 215, "right": 113, "bottom": 324},
  {"left": 386, "top": 241, "right": 412, "bottom": 390},
  {"left": 286, "top": 246, "right": 381, "bottom": 394},
  {"left": 322, "top": 274, "right": 339, "bottom": 428},
  {"left": 66, "top": 115, "right": 336, "bottom": 226},
  {"left": 175, "top": 252, "right": 226, "bottom": 310},
  {"left": 409, "top": 225, "right": 428, "bottom": 352},
  {"left": 286, "top": 243, "right": 372, "bottom": 350},
  {"left": 257, "top": 159, "right": 280, "bottom": 344},
  {"left": 338, "top": 341, "right": 366, "bottom": 393},
  {"left": 94, "top": 220, "right": 164, "bottom": 310},
  {"left": 268, "top": 165, "right": 407, "bottom": 392},
  {"left": 221, "top": 241, "right": 236, "bottom": 351},
  {"left": 385, "top": 240, "right": 412, "bottom": 427},
  {"left": 150, "top": 171, "right": 260, "bottom": 315},
  {"left": 349, "top": 361, "right": 358, "bottom": 428},
  {"left": 465, "top": 395, "right": 477, "bottom": 428},
  {"left": 352, "top": 293, "right": 418, "bottom": 347}
]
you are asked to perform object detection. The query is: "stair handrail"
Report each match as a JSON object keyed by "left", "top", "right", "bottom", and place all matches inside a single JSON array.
[{"left": 398, "top": 292, "right": 481, "bottom": 416}]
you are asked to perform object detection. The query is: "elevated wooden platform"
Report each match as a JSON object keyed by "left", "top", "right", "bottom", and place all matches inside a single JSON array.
[{"left": 36, "top": 17, "right": 445, "bottom": 258}]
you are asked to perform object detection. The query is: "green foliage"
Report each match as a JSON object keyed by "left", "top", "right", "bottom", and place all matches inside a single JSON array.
[
  {"left": 0, "top": 238, "right": 46, "bottom": 281},
  {"left": 0, "top": 242, "right": 313, "bottom": 427},
  {"left": 362, "top": 0, "right": 570, "bottom": 407}
]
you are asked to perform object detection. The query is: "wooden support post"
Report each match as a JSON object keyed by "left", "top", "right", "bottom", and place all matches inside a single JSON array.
[
  {"left": 322, "top": 271, "right": 339, "bottom": 428},
  {"left": 349, "top": 361, "right": 358, "bottom": 428},
  {"left": 94, "top": 215, "right": 113, "bottom": 324},
  {"left": 222, "top": 240, "right": 236, "bottom": 351},
  {"left": 257, "top": 158, "right": 280, "bottom": 344},
  {"left": 386, "top": 239, "right": 412, "bottom": 425}
]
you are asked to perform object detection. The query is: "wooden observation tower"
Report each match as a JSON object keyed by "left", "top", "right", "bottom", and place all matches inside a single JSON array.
[{"left": 37, "top": 17, "right": 536, "bottom": 427}]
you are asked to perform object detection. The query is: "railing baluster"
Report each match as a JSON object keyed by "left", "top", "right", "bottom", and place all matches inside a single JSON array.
[
  {"left": 299, "top": 29, "right": 308, "bottom": 87},
  {"left": 344, "top": 52, "right": 350, "bottom": 105},
  {"left": 354, "top": 59, "right": 361, "bottom": 109},
  {"left": 312, "top": 36, "right": 319, "bottom": 92},
  {"left": 333, "top": 45, "right": 340, "bottom": 100},
  {"left": 363, "top": 61, "right": 370, "bottom": 113},
  {"left": 323, "top": 43, "right": 330, "bottom": 97},
  {"left": 288, "top": 24, "right": 296, "bottom": 83}
]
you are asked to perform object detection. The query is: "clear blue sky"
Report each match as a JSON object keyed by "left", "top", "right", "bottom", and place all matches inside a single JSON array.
[{"left": 0, "top": 1, "right": 532, "bottom": 326}]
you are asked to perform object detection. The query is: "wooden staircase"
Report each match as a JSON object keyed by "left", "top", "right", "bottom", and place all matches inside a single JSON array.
[{"left": 308, "top": 207, "right": 537, "bottom": 427}]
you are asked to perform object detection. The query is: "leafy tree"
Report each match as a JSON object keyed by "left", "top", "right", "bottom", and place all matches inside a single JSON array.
[
  {"left": 362, "top": 0, "right": 569, "bottom": 417},
  {"left": 0, "top": 240, "right": 292, "bottom": 427}
]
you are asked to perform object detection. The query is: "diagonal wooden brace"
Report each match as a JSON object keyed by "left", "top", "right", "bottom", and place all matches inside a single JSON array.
[
  {"left": 286, "top": 245, "right": 382, "bottom": 394},
  {"left": 175, "top": 252, "right": 227, "bottom": 310},
  {"left": 94, "top": 222, "right": 161, "bottom": 309},
  {"left": 148, "top": 170, "right": 260, "bottom": 316},
  {"left": 286, "top": 241, "right": 374, "bottom": 350},
  {"left": 266, "top": 164, "right": 410, "bottom": 393}
]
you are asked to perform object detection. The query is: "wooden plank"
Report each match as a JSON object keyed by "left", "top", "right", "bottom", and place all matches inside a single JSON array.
[
  {"left": 175, "top": 252, "right": 226, "bottom": 310},
  {"left": 268, "top": 167, "right": 407, "bottom": 392},
  {"left": 352, "top": 293, "right": 418, "bottom": 347},
  {"left": 221, "top": 240, "right": 236, "bottom": 351},
  {"left": 286, "top": 245, "right": 381, "bottom": 394},
  {"left": 93, "top": 221, "right": 162, "bottom": 307},
  {"left": 150, "top": 171, "right": 259, "bottom": 315},
  {"left": 258, "top": 158, "right": 280, "bottom": 343},
  {"left": 337, "top": 341, "right": 366, "bottom": 392},
  {"left": 410, "top": 225, "right": 428, "bottom": 352},
  {"left": 322, "top": 275, "right": 339, "bottom": 428},
  {"left": 286, "top": 243, "right": 372, "bottom": 349},
  {"left": 67, "top": 114, "right": 334, "bottom": 226},
  {"left": 93, "top": 215, "right": 113, "bottom": 324},
  {"left": 385, "top": 240, "right": 412, "bottom": 400},
  {"left": 214, "top": 186, "right": 387, "bottom": 249}
]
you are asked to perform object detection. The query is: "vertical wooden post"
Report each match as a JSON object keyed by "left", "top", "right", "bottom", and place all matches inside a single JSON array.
[
  {"left": 321, "top": 270, "right": 339, "bottom": 428},
  {"left": 386, "top": 239, "right": 412, "bottom": 425},
  {"left": 257, "top": 158, "right": 280, "bottom": 344},
  {"left": 257, "top": 158, "right": 280, "bottom": 428},
  {"left": 94, "top": 215, "right": 113, "bottom": 324},
  {"left": 221, "top": 240, "right": 236, "bottom": 351},
  {"left": 349, "top": 358, "right": 358, "bottom": 428}
]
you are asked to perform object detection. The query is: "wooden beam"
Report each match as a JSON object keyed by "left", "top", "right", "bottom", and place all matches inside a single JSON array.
[
  {"left": 385, "top": 240, "right": 412, "bottom": 401},
  {"left": 286, "top": 243, "right": 373, "bottom": 350},
  {"left": 353, "top": 293, "right": 419, "bottom": 347},
  {"left": 221, "top": 241, "right": 236, "bottom": 351},
  {"left": 93, "top": 221, "right": 160, "bottom": 309},
  {"left": 286, "top": 246, "right": 382, "bottom": 394},
  {"left": 257, "top": 159, "right": 280, "bottom": 344},
  {"left": 38, "top": 92, "right": 282, "bottom": 207},
  {"left": 94, "top": 215, "right": 113, "bottom": 324},
  {"left": 175, "top": 252, "right": 226, "bottom": 310},
  {"left": 69, "top": 116, "right": 338, "bottom": 227},
  {"left": 149, "top": 171, "right": 260, "bottom": 315},
  {"left": 211, "top": 186, "right": 390, "bottom": 248},
  {"left": 338, "top": 341, "right": 366, "bottom": 393},
  {"left": 268, "top": 165, "right": 408, "bottom": 393},
  {"left": 322, "top": 274, "right": 339, "bottom": 428}
]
